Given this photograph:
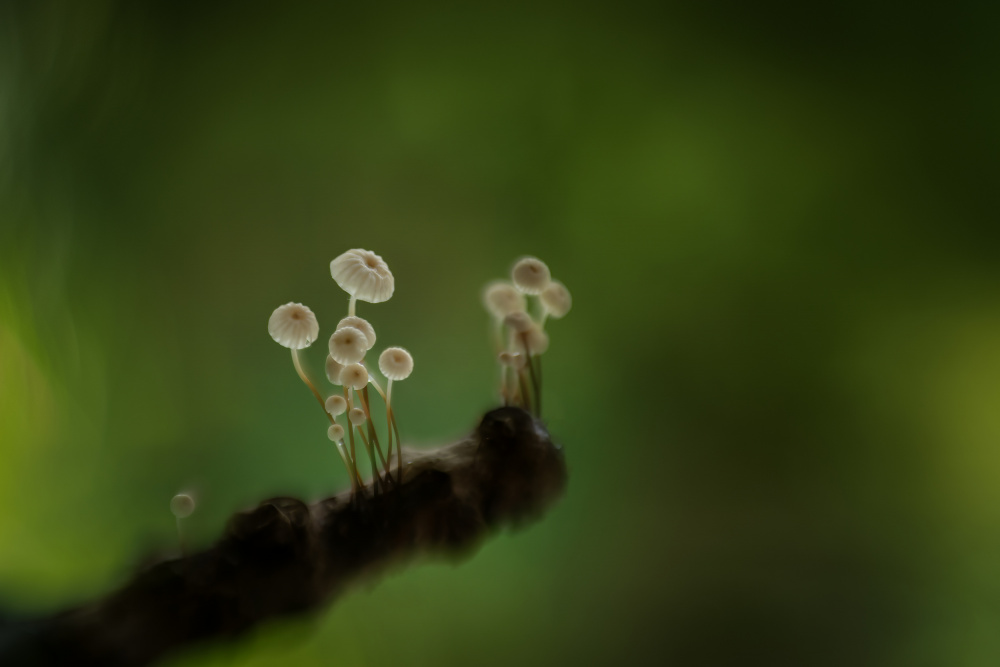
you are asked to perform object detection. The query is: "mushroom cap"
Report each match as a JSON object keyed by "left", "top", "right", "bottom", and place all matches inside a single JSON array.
[
  {"left": 337, "top": 316, "right": 376, "bottom": 350},
  {"left": 329, "top": 326, "right": 368, "bottom": 365},
  {"left": 498, "top": 350, "right": 526, "bottom": 369},
  {"left": 482, "top": 281, "right": 526, "bottom": 319},
  {"left": 327, "top": 423, "right": 345, "bottom": 441},
  {"left": 514, "top": 325, "right": 550, "bottom": 355},
  {"left": 511, "top": 256, "right": 551, "bottom": 295},
  {"left": 268, "top": 303, "right": 319, "bottom": 349},
  {"left": 540, "top": 280, "right": 572, "bottom": 318},
  {"left": 379, "top": 347, "right": 413, "bottom": 381},
  {"left": 349, "top": 407, "right": 367, "bottom": 426},
  {"left": 330, "top": 249, "right": 395, "bottom": 303},
  {"left": 170, "top": 493, "right": 196, "bottom": 519},
  {"left": 325, "top": 394, "right": 348, "bottom": 417},
  {"left": 325, "top": 355, "right": 345, "bottom": 385},
  {"left": 503, "top": 311, "right": 534, "bottom": 333},
  {"left": 340, "top": 363, "right": 369, "bottom": 390}
]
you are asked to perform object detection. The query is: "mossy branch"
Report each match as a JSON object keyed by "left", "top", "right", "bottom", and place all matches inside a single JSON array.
[{"left": 0, "top": 407, "right": 567, "bottom": 667}]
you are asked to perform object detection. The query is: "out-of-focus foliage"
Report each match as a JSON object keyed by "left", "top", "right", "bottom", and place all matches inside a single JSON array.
[{"left": 2, "top": 1, "right": 999, "bottom": 665}]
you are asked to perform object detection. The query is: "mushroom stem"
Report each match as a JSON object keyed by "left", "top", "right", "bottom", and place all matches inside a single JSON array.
[
  {"left": 517, "top": 368, "right": 531, "bottom": 413},
  {"left": 384, "top": 378, "right": 396, "bottom": 482},
  {"left": 344, "top": 388, "right": 363, "bottom": 491},
  {"left": 359, "top": 387, "right": 391, "bottom": 485},
  {"left": 353, "top": 426, "right": 381, "bottom": 493},
  {"left": 335, "top": 440, "right": 359, "bottom": 493},
  {"left": 176, "top": 517, "right": 186, "bottom": 556},
  {"left": 292, "top": 349, "right": 334, "bottom": 425},
  {"left": 348, "top": 294, "right": 357, "bottom": 317},
  {"left": 519, "top": 333, "right": 542, "bottom": 416},
  {"left": 390, "top": 407, "right": 403, "bottom": 484}
]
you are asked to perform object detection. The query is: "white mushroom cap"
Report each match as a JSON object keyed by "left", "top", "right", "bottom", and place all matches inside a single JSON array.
[
  {"left": 503, "top": 311, "right": 534, "bottom": 333},
  {"left": 327, "top": 423, "right": 345, "bottom": 441},
  {"left": 498, "top": 350, "right": 526, "bottom": 369},
  {"left": 329, "top": 326, "right": 368, "bottom": 365},
  {"left": 170, "top": 493, "right": 196, "bottom": 519},
  {"left": 340, "top": 363, "right": 369, "bottom": 390},
  {"left": 511, "top": 257, "right": 551, "bottom": 295},
  {"left": 349, "top": 407, "right": 367, "bottom": 426},
  {"left": 268, "top": 303, "right": 320, "bottom": 349},
  {"left": 540, "top": 280, "right": 572, "bottom": 318},
  {"left": 330, "top": 249, "right": 395, "bottom": 303},
  {"left": 337, "top": 316, "right": 376, "bottom": 350},
  {"left": 325, "top": 394, "right": 348, "bottom": 417},
  {"left": 325, "top": 355, "right": 345, "bottom": 385},
  {"left": 514, "top": 325, "right": 550, "bottom": 355},
  {"left": 482, "top": 281, "right": 526, "bottom": 319},
  {"left": 378, "top": 347, "right": 413, "bottom": 381}
]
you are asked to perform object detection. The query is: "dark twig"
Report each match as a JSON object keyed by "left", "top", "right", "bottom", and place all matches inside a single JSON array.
[{"left": 0, "top": 407, "right": 566, "bottom": 667}]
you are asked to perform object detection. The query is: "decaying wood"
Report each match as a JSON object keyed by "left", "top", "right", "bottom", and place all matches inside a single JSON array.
[{"left": 0, "top": 406, "right": 566, "bottom": 666}]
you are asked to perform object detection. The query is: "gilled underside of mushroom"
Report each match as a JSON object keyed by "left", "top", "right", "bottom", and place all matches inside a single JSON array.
[{"left": 0, "top": 407, "right": 567, "bottom": 667}]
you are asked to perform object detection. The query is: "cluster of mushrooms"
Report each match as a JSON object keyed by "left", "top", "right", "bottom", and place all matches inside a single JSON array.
[
  {"left": 267, "top": 249, "right": 412, "bottom": 494},
  {"left": 482, "top": 256, "right": 572, "bottom": 416}
]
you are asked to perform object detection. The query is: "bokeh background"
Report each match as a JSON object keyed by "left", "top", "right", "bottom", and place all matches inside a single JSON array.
[{"left": 2, "top": 1, "right": 999, "bottom": 665}]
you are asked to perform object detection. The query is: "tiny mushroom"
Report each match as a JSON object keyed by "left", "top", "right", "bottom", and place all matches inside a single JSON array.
[
  {"left": 511, "top": 257, "right": 551, "bottom": 295},
  {"left": 483, "top": 281, "right": 526, "bottom": 319},
  {"left": 340, "top": 363, "right": 369, "bottom": 390},
  {"left": 325, "top": 394, "right": 348, "bottom": 416},
  {"left": 330, "top": 249, "right": 394, "bottom": 316},
  {"left": 337, "top": 316, "right": 377, "bottom": 350},
  {"left": 268, "top": 303, "right": 319, "bottom": 349},
  {"left": 329, "top": 326, "right": 368, "bottom": 365}
]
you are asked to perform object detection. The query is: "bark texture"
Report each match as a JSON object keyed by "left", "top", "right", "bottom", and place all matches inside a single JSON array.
[{"left": 0, "top": 406, "right": 567, "bottom": 666}]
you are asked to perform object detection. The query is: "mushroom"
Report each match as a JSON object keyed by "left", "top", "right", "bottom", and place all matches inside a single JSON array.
[
  {"left": 325, "top": 394, "right": 348, "bottom": 417},
  {"left": 511, "top": 256, "right": 551, "bottom": 295},
  {"left": 539, "top": 280, "right": 572, "bottom": 324},
  {"left": 337, "top": 316, "right": 377, "bottom": 350},
  {"left": 379, "top": 346, "right": 413, "bottom": 482},
  {"left": 330, "top": 249, "right": 394, "bottom": 316},
  {"left": 329, "top": 326, "right": 368, "bottom": 365}
]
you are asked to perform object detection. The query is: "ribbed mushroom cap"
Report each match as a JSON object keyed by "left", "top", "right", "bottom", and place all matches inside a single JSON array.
[
  {"left": 325, "top": 394, "right": 348, "bottom": 417},
  {"left": 329, "top": 326, "right": 367, "bottom": 365},
  {"left": 511, "top": 257, "right": 551, "bottom": 295},
  {"left": 268, "top": 303, "right": 319, "bottom": 349},
  {"left": 349, "top": 407, "right": 367, "bottom": 426},
  {"left": 514, "top": 325, "right": 550, "bottom": 355},
  {"left": 325, "top": 355, "right": 345, "bottom": 385},
  {"left": 170, "top": 493, "right": 196, "bottom": 519},
  {"left": 378, "top": 347, "right": 413, "bottom": 381},
  {"left": 503, "top": 311, "right": 534, "bottom": 333},
  {"left": 327, "top": 423, "right": 345, "bottom": 441},
  {"left": 340, "top": 363, "right": 369, "bottom": 390},
  {"left": 330, "top": 249, "right": 395, "bottom": 303},
  {"left": 337, "top": 316, "right": 376, "bottom": 350},
  {"left": 540, "top": 280, "right": 572, "bottom": 318},
  {"left": 482, "top": 281, "right": 526, "bottom": 319}
]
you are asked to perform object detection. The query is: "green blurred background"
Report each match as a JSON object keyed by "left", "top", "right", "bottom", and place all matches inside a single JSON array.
[{"left": 2, "top": 1, "right": 999, "bottom": 665}]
